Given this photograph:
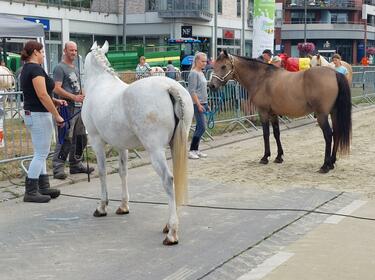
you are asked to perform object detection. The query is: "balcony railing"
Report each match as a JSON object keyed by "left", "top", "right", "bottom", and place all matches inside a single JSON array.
[
  {"left": 282, "top": 20, "right": 366, "bottom": 25},
  {"left": 285, "top": 0, "right": 360, "bottom": 9},
  {"left": 282, "top": 19, "right": 375, "bottom": 30},
  {"left": 2, "top": 0, "right": 120, "bottom": 14},
  {"left": 157, "top": 0, "right": 212, "bottom": 21}
]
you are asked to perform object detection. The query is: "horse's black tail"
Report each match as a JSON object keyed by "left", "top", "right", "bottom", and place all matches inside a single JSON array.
[{"left": 334, "top": 72, "right": 352, "bottom": 155}]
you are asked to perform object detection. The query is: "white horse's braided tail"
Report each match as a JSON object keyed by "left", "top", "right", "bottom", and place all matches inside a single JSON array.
[{"left": 167, "top": 86, "right": 188, "bottom": 206}]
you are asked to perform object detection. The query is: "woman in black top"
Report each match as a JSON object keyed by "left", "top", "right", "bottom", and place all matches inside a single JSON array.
[{"left": 20, "top": 40, "right": 66, "bottom": 203}]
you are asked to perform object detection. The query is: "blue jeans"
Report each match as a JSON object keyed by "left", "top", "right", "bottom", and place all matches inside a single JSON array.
[
  {"left": 24, "top": 111, "right": 53, "bottom": 179},
  {"left": 190, "top": 103, "right": 208, "bottom": 151}
]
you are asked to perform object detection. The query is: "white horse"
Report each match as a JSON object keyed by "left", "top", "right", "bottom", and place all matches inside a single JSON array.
[
  {"left": 150, "top": 66, "right": 165, "bottom": 76},
  {"left": 151, "top": 66, "right": 182, "bottom": 80},
  {"left": 310, "top": 54, "right": 352, "bottom": 85},
  {"left": 0, "top": 65, "right": 15, "bottom": 90},
  {"left": 82, "top": 41, "right": 193, "bottom": 245}
]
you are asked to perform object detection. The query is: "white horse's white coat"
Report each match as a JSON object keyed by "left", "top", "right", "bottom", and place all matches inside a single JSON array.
[
  {"left": 0, "top": 66, "right": 15, "bottom": 90},
  {"left": 82, "top": 41, "right": 193, "bottom": 245}
]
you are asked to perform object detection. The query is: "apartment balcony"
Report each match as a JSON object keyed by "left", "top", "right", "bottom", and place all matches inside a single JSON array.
[
  {"left": 281, "top": 21, "right": 366, "bottom": 40},
  {"left": 285, "top": 0, "right": 360, "bottom": 10},
  {"left": 2, "top": 0, "right": 120, "bottom": 14},
  {"left": 157, "top": 0, "right": 212, "bottom": 22}
]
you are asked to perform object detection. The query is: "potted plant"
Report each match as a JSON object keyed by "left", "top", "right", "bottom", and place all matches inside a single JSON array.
[{"left": 297, "top": 42, "right": 315, "bottom": 57}]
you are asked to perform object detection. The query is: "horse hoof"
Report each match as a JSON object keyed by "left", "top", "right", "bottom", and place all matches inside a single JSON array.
[
  {"left": 162, "top": 224, "right": 169, "bottom": 234},
  {"left": 259, "top": 158, "right": 269, "bottom": 164},
  {"left": 115, "top": 207, "right": 129, "bottom": 215},
  {"left": 274, "top": 157, "right": 283, "bottom": 164},
  {"left": 163, "top": 237, "right": 179, "bottom": 246},
  {"left": 93, "top": 209, "right": 107, "bottom": 217},
  {"left": 318, "top": 167, "right": 330, "bottom": 174}
]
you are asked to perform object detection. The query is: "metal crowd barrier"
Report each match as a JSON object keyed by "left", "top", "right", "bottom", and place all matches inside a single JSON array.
[
  {"left": 0, "top": 91, "right": 31, "bottom": 162},
  {"left": 1, "top": 69, "right": 375, "bottom": 167}
]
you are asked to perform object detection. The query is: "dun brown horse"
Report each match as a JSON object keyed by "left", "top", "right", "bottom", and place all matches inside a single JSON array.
[{"left": 208, "top": 50, "right": 352, "bottom": 173}]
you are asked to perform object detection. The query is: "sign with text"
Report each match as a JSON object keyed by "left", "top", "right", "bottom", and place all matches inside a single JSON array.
[
  {"left": 223, "top": 29, "right": 235, "bottom": 39},
  {"left": 252, "top": 0, "right": 275, "bottom": 58},
  {"left": 24, "top": 17, "right": 50, "bottom": 31},
  {"left": 181, "top": 26, "right": 192, "bottom": 38}
]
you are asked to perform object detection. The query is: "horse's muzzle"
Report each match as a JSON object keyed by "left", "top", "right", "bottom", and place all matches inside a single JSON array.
[{"left": 208, "top": 82, "right": 218, "bottom": 92}]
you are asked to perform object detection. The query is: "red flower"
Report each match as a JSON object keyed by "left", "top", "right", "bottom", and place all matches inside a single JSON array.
[
  {"left": 367, "top": 47, "right": 375, "bottom": 55},
  {"left": 297, "top": 42, "right": 315, "bottom": 54}
]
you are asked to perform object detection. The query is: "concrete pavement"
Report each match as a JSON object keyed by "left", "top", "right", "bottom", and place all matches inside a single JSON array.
[{"left": 1, "top": 112, "right": 375, "bottom": 280}]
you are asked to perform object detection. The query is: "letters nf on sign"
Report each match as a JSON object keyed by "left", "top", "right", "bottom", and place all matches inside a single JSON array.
[{"left": 181, "top": 26, "right": 192, "bottom": 38}]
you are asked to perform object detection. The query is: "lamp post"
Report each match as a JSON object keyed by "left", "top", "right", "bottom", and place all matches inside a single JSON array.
[
  {"left": 122, "top": 0, "right": 127, "bottom": 48},
  {"left": 304, "top": 0, "right": 307, "bottom": 43},
  {"left": 364, "top": 18, "right": 368, "bottom": 59},
  {"left": 241, "top": 0, "right": 245, "bottom": 55},
  {"left": 213, "top": 0, "right": 218, "bottom": 59}
]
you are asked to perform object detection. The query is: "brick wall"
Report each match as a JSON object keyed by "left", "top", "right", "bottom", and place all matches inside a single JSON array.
[{"left": 120, "top": 0, "right": 146, "bottom": 14}]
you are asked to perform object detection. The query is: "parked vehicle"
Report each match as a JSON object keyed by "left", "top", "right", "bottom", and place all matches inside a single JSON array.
[{"left": 106, "top": 38, "right": 209, "bottom": 71}]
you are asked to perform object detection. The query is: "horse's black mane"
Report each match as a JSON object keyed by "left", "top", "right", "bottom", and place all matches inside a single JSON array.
[
  {"left": 231, "top": 54, "right": 278, "bottom": 73},
  {"left": 232, "top": 54, "right": 274, "bottom": 67}
]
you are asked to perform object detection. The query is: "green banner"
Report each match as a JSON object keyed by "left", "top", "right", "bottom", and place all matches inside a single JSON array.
[{"left": 252, "top": 0, "right": 275, "bottom": 58}]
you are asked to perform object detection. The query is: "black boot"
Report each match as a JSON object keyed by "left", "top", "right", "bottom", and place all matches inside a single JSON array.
[
  {"left": 24, "top": 177, "right": 51, "bottom": 203},
  {"left": 70, "top": 163, "right": 94, "bottom": 175},
  {"left": 38, "top": 174, "right": 61, "bottom": 199}
]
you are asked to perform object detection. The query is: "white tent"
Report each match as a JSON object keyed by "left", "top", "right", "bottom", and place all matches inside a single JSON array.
[{"left": 0, "top": 13, "right": 47, "bottom": 71}]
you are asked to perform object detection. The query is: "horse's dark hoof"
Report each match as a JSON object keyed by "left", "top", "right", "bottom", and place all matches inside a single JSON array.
[
  {"left": 162, "top": 224, "right": 169, "bottom": 234},
  {"left": 163, "top": 237, "right": 178, "bottom": 246},
  {"left": 259, "top": 158, "right": 269, "bottom": 164},
  {"left": 93, "top": 209, "right": 107, "bottom": 217},
  {"left": 274, "top": 157, "right": 283, "bottom": 164},
  {"left": 329, "top": 164, "right": 335, "bottom": 170},
  {"left": 318, "top": 166, "right": 330, "bottom": 174},
  {"left": 115, "top": 207, "right": 129, "bottom": 215}
]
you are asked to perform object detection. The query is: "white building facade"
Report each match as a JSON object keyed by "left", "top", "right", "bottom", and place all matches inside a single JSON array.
[{"left": 0, "top": 0, "right": 253, "bottom": 71}]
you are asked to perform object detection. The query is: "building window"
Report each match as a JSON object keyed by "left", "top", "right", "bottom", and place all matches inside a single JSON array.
[
  {"left": 145, "top": 0, "right": 157, "bottom": 11},
  {"left": 94, "top": 35, "right": 116, "bottom": 47},
  {"left": 218, "top": 0, "right": 222, "bottom": 14},
  {"left": 291, "top": 11, "right": 315, "bottom": 24},
  {"left": 331, "top": 13, "right": 348, "bottom": 24},
  {"left": 237, "top": 0, "right": 241, "bottom": 17},
  {"left": 70, "top": 33, "right": 93, "bottom": 58}
]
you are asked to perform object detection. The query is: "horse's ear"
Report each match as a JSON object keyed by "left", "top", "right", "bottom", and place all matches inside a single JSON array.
[
  {"left": 90, "top": 41, "right": 98, "bottom": 50},
  {"left": 101, "top": 41, "right": 109, "bottom": 54},
  {"left": 223, "top": 49, "right": 229, "bottom": 57},
  {"left": 316, "top": 54, "right": 320, "bottom": 59}
]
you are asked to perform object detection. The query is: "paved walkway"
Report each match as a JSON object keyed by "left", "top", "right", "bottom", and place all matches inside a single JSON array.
[{"left": 1, "top": 109, "right": 375, "bottom": 280}]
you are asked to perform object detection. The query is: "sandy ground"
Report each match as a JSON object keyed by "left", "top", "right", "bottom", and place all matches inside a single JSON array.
[{"left": 188, "top": 106, "right": 375, "bottom": 199}]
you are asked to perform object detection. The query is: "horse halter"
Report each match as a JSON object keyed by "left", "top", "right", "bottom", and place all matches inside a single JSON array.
[
  {"left": 210, "top": 54, "right": 235, "bottom": 83},
  {"left": 316, "top": 57, "right": 322, "bottom": 66}
]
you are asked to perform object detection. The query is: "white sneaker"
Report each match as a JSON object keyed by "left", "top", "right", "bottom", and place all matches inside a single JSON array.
[
  {"left": 196, "top": 150, "right": 207, "bottom": 158},
  {"left": 188, "top": 151, "right": 200, "bottom": 159}
]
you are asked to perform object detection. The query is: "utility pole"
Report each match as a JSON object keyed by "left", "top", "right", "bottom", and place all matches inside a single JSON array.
[
  {"left": 213, "top": 0, "right": 218, "bottom": 59},
  {"left": 304, "top": 0, "right": 307, "bottom": 43},
  {"left": 122, "top": 0, "right": 127, "bottom": 48},
  {"left": 364, "top": 18, "right": 368, "bottom": 59},
  {"left": 241, "top": 0, "right": 245, "bottom": 56}
]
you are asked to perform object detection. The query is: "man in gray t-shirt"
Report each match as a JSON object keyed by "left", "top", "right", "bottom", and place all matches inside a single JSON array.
[
  {"left": 53, "top": 62, "right": 82, "bottom": 107},
  {"left": 52, "top": 41, "right": 94, "bottom": 179}
]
